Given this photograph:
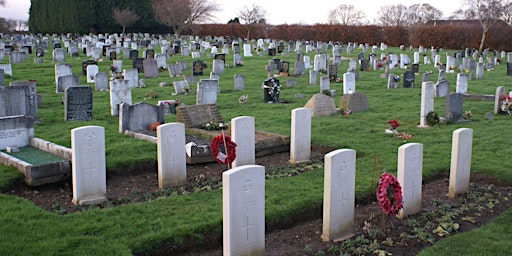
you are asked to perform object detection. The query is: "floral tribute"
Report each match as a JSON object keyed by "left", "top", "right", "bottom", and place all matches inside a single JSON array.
[
  {"left": 387, "top": 119, "right": 400, "bottom": 130},
  {"left": 210, "top": 135, "right": 237, "bottom": 165},
  {"left": 376, "top": 172, "right": 403, "bottom": 216},
  {"left": 501, "top": 94, "right": 512, "bottom": 115}
]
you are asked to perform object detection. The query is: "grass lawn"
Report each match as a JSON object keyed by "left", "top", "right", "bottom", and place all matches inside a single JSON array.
[{"left": 1, "top": 38, "right": 511, "bottom": 255}]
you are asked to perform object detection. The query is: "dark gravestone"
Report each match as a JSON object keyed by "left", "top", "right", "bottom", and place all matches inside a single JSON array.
[
  {"left": 214, "top": 53, "right": 226, "bottom": 63},
  {"left": 192, "top": 60, "right": 205, "bottom": 76},
  {"left": 277, "top": 44, "right": 284, "bottom": 53},
  {"left": 143, "top": 59, "right": 158, "bottom": 78},
  {"left": 412, "top": 63, "right": 420, "bottom": 74},
  {"left": 268, "top": 48, "right": 276, "bottom": 56},
  {"left": 146, "top": 49, "right": 155, "bottom": 59},
  {"left": 81, "top": 60, "right": 97, "bottom": 76},
  {"left": 102, "top": 45, "right": 109, "bottom": 56},
  {"left": 272, "top": 58, "right": 281, "bottom": 71},
  {"left": 403, "top": 70, "right": 415, "bottom": 88},
  {"left": 357, "top": 52, "right": 364, "bottom": 61},
  {"left": 297, "top": 52, "right": 304, "bottom": 62},
  {"left": 109, "top": 51, "right": 117, "bottom": 60},
  {"left": 339, "top": 92, "right": 370, "bottom": 113},
  {"left": 328, "top": 64, "right": 338, "bottom": 82},
  {"left": 64, "top": 86, "right": 93, "bottom": 121},
  {"left": 507, "top": 62, "right": 512, "bottom": 76},
  {"left": 279, "top": 61, "right": 290, "bottom": 75},
  {"left": 263, "top": 77, "right": 280, "bottom": 103},
  {"left": 360, "top": 59, "right": 369, "bottom": 71},
  {"left": 133, "top": 58, "right": 144, "bottom": 73},
  {"left": 445, "top": 93, "right": 464, "bottom": 122},
  {"left": 129, "top": 50, "right": 139, "bottom": 60},
  {"left": 53, "top": 42, "right": 62, "bottom": 49},
  {"left": 36, "top": 47, "right": 44, "bottom": 57}
]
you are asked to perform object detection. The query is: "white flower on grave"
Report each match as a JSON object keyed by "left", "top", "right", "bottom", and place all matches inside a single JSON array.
[{"left": 239, "top": 95, "right": 248, "bottom": 104}]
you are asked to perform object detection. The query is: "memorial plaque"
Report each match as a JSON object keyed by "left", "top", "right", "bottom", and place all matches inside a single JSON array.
[
  {"left": 176, "top": 104, "right": 224, "bottom": 128},
  {"left": 64, "top": 86, "right": 93, "bottom": 121}
]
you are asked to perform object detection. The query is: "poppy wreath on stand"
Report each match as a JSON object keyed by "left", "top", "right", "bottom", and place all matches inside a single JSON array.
[
  {"left": 210, "top": 135, "right": 237, "bottom": 165},
  {"left": 376, "top": 172, "right": 403, "bottom": 215}
]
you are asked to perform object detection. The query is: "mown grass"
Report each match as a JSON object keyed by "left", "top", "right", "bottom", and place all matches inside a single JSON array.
[{"left": 1, "top": 40, "right": 511, "bottom": 255}]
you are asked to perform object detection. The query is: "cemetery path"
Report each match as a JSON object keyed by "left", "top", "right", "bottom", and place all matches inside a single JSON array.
[{"left": 4, "top": 149, "right": 512, "bottom": 256}]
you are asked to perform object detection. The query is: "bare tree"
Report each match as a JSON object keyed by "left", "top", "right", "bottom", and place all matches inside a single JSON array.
[
  {"left": 405, "top": 4, "right": 443, "bottom": 23},
  {"left": 152, "top": 0, "right": 220, "bottom": 37},
  {"left": 459, "top": 0, "right": 504, "bottom": 55},
  {"left": 327, "top": 4, "right": 367, "bottom": 25},
  {"left": 0, "top": 1, "right": 6, "bottom": 7},
  {"left": 376, "top": 4, "right": 408, "bottom": 26},
  {"left": 236, "top": 3, "right": 266, "bottom": 39},
  {"left": 502, "top": 0, "right": 512, "bottom": 25},
  {"left": 112, "top": 7, "right": 140, "bottom": 34}
]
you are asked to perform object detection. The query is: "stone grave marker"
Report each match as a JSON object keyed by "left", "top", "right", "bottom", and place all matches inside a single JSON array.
[
  {"left": 64, "top": 86, "right": 93, "bottom": 121},
  {"left": 507, "top": 62, "right": 512, "bottom": 76},
  {"left": 156, "top": 54, "right": 167, "bottom": 69},
  {"left": 339, "top": 92, "right": 369, "bottom": 113},
  {"left": 476, "top": 63, "right": 484, "bottom": 79},
  {"left": 234, "top": 74, "right": 245, "bottom": 91},
  {"left": 494, "top": 86, "right": 506, "bottom": 114},
  {"left": 304, "top": 93, "right": 336, "bottom": 117},
  {"left": 290, "top": 108, "right": 311, "bottom": 164},
  {"left": 122, "top": 69, "right": 138, "bottom": 88},
  {"left": 55, "top": 63, "right": 73, "bottom": 92},
  {"left": 168, "top": 63, "right": 182, "bottom": 77},
  {"left": 422, "top": 72, "right": 430, "bottom": 82},
  {"left": 387, "top": 74, "right": 398, "bottom": 89},
  {"left": 343, "top": 72, "right": 355, "bottom": 94},
  {"left": 94, "top": 72, "right": 109, "bottom": 91},
  {"left": 9, "top": 52, "right": 28, "bottom": 64},
  {"left": 419, "top": 82, "right": 435, "bottom": 127},
  {"left": 86, "top": 64, "right": 99, "bottom": 83},
  {"left": 286, "top": 79, "right": 297, "bottom": 87},
  {"left": 233, "top": 53, "right": 243, "bottom": 67},
  {"left": 213, "top": 59, "right": 224, "bottom": 74},
  {"left": 71, "top": 126, "right": 106, "bottom": 205},
  {"left": 133, "top": 58, "right": 144, "bottom": 73},
  {"left": 53, "top": 48, "right": 66, "bottom": 62},
  {"left": 0, "top": 115, "right": 34, "bottom": 150},
  {"left": 81, "top": 60, "right": 97, "bottom": 75},
  {"left": 359, "top": 59, "right": 369, "bottom": 71},
  {"left": 279, "top": 61, "right": 290, "bottom": 76},
  {"left": 109, "top": 79, "right": 132, "bottom": 116},
  {"left": 445, "top": 93, "right": 464, "bottom": 122},
  {"left": 231, "top": 116, "right": 255, "bottom": 168},
  {"left": 145, "top": 49, "right": 155, "bottom": 59},
  {"left": 176, "top": 104, "right": 224, "bottom": 128},
  {"left": 314, "top": 54, "right": 327, "bottom": 72},
  {"left": 403, "top": 70, "right": 415, "bottom": 88},
  {"left": 222, "top": 165, "right": 265, "bottom": 256},
  {"left": 328, "top": 64, "right": 338, "bottom": 82},
  {"left": 449, "top": 128, "right": 473, "bottom": 198},
  {"left": 309, "top": 70, "right": 317, "bottom": 85},
  {"left": 0, "top": 69, "right": 3, "bottom": 86},
  {"left": 157, "top": 123, "right": 187, "bottom": 189},
  {"left": 192, "top": 60, "right": 205, "bottom": 76},
  {"left": 320, "top": 76, "right": 330, "bottom": 93},
  {"left": 435, "top": 80, "right": 450, "bottom": 97},
  {"left": 0, "top": 64, "right": 12, "bottom": 76},
  {"left": 397, "top": 143, "right": 423, "bottom": 219},
  {"left": 0, "top": 83, "right": 35, "bottom": 121},
  {"left": 196, "top": 79, "right": 219, "bottom": 105},
  {"left": 57, "top": 75, "right": 80, "bottom": 93},
  {"left": 322, "top": 149, "right": 356, "bottom": 242},
  {"left": 129, "top": 49, "right": 138, "bottom": 60},
  {"left": 210, "top": 72, "right": 220, "bottom": 81},
  {"left": 456, "top": 73, "right": 468, "bottom": 94},
  {"left": 294, "top": 61, "right": 305, "bottom": 75},
  {"left": 119, "top": 102, "right": 165, "bottom": 133},
  {"left": 143, "top": 59, "right": 159, "bottom": 78},
  {"left": 304, "top": 55, "right": 311, "bottom": 69},
  {"left": 173, "top": 80, "right": 189, "bottom": 95}
]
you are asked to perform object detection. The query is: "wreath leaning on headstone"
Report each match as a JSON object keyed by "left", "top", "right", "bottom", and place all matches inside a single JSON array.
[
  {"left": 210, "top": 135, "right": 237, "bottom": 165},
  {"left": 376, "top": 172, "right": 403, "bottom": 216}
]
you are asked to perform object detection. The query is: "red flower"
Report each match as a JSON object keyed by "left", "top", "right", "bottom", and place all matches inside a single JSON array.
[
  {"left": 376, "top": 172, "right": 403, "bottom": 215},
  {"left": 387, "top": 120, "right": 400, "bottom": 129},
  {"left": 210, "top": 135, "right": 237, "bottom": 165}
]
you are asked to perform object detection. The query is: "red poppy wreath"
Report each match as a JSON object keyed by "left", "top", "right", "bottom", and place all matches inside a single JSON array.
[
  {"left": 376, "top": 172, "right": 403, "bottom": 215},
  {"left": 210, "top": 135, "right": 237, "bottom": 165}
]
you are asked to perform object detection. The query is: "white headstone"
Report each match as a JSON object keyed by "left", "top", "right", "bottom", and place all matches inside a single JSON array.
[
  {"left": 223, "top": 165, "right": 265, "bottom": 256},
  {"left": 419, "top": 82, "right": 435, "bottom": 127},
  {"left": 494, "top": 86, "right": 506, "bottom": 114},
  {"left": 196, "top": 79, "right": 218, "bottom": 105},
  {"left": 243, "top": 43, "right": 253, "bottom": 57},
  {"left": 320, "top": 76, "right": 330, "bottom": 93},
  {"left": 113, "top": 59, "right": 123, "bottom": 72},
  {"left": 123, "top": 69, "right": 138, "bottom": 88},
  {"left": 155, "top": 54, "right": 167, "bottom": 69},
  {"left": 322, "top": 149, "right": 356, "bottom": 242},
  {"left": 55, "top": 63, "right": 73, "bottom": 92},
  {"left": 86, "top": 64, "right": 99, "bottom": 83},
  {"left": 290, "top": 108, "right": 311, "bottom": 164},
  {"left": 304, "top": 56, "right": 311, "bottom": 69},
  {"left": 109, "top": 79, "right": 132, "bottom": 116},
  {"left": 314, "top": 54, "right": 327, "bottom": 72},
  {"left": 157, "top": 123, "right": 187, "bottom": 189},
  {"left": 343, "top": 72, "right": 356, "bottom": 94},
  {"left": 94, "top": 72, "right": 109, "bottom": 91},
  {"left": 449, "top": 128, "right": 473, "bottom": 198},
  {"left": 71, "top": 126, "right": 106, "bottom": 205},
  {"left": 309, "top": 70, "right": 316, "bottom": 85},
  {"left": 212, "top": 59, "right": 224, "bottom": 74},
  {"left": 397, "top": 143, "right": 423, "bottom": 219},
  {"left": 456, "top": 73, "right": 469, "bottom": 94},
  {"left": 231, "top": 116, "right": 255, "bottom": 168}
]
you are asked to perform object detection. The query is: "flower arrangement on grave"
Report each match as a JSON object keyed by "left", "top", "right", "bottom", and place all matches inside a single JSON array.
[
  {"left": 385, "top": 119, "right": 399, "bottom": 134},
  {"left": 426, "top": 111, "right": 440, "bottom": 126},
  {"left": 210, "top": 134, "right": 237, "bottom": 166},
  {"left": 376, "top": 172, "right": 403, "bottom": 216},
  {"left": 500, "top": 94, "right": 512, "bottom": 115},
  {"left": 149, "top": 121, "right": 161, "bottom": 131},
  {"left": 202, "top": 121, "right": 225, "bottom": 130},
  {"left": 395, "top": 132, "right": 413, "bottom": 141},
  {"left": 239, "top": 95, "right": 248, "bottom": 104},
  {"left": 343, "top": 109, "right": 352, "bottom": 117},
  {"left": 394, "top": 76, "right": 400, "bottom": 83},
  {"left": 463, "top": 110, "right": 472, "bottom": 120}
]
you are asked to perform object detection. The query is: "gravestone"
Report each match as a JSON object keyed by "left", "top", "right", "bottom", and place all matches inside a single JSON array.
[
  {"left": 0, "top": 115, "right": 34, "bottom": 150},
  {"left": 359, "top": 59, "right": 369, "bottom": 71},
  {"left": 168, "top": 63, "right": 183, "bottom": 77},
  {"left": 214, "top": 53, "right": 226, "bottom": 63},
  {"left": 129, "top": 49, "right": 138, "bottom": 60},
  {"left": 419, "top": 82, "right": 435, "bottom": 127},
  {"left": 322, "top": 149, "right": 356, "bottom": 242},
  {"left": 339, "top": 92, "right": 369, "bottom": 113},
  {"left": 119, "top": 102, "right": 165, "bottom": 133},
  {"left": 343, "top": 72, "right": 355, "bottom": 94},
  {"left": 143, "top": 59, "right": 159, "bottom": 78},
  {"left": 81, "top": 60, "right": 97, "bottom": 75},
  {"left": 449, "top": 128, "right": 473, "bottom": 198},
  {"left": 231, "top": 116, "right": 255, "bottom": 168},
  {"left": 435, "top": 80, "right": 449, "bottom": 97},
  {"left": 133, "top": 58, "right": 144, "bottom": 73},
  {"left": 494, "top": 86, "right": 506, "bottom": 114},
  {"left": 57, "top": 75, "right": 80, "bottom": 93},
  {"left": 222, "top": 165, "right": 265, "bottom": 256},
  {"left": 173, "top": 80, "right": 189, "bottom": 95},
  {"left": 304, "top": 93, "right": 336, "bottom": 117},
  {"left": 156, "top": 54, "right": 167, "bottom": 69},
  {"left": 313, "top": 54, "right": 327, "bottom": 72},
  {"left": 403, "top": 70, "right": 415, "bottom": 88},
  {"left": 422, "top": 72, "right": 430, "bottom": 82},
  {"left": 304, "top": 56, "right": 311, "bottom": 69},
  {"left": 94, "top": 72, "right": 109, "bottom": 91},
  {"left": 55, "top": 64, "right": 73, "bottom": 92},
  {"left": 86, "top": 65, "right": 99, "bottom": 83},
  {"left": 145, "top": 49, "right": 155, "bottom": 59},
  {"left": 294, "top": 61, "right": 305, "bottom": 75},
  {"left": 210, "top": 72, "right": 220, "bottom": 81},
  {"left": 192, "top": 60, "right": 205, "bottom": 76},
  {"left": 445, "top": 93, "right": 464, "bottom": 122},
  {"left": 234, "top": 74, "right": 245, "bottom": 91},
  {"left": 328, "top": 64, "right": 338, "bottom": 82},
  {"left": 123, "top": 69, "right": 139, "bottom": 88},
  {"left": 176, "top": 104, "right": 224, "bottom": 128},
  {"left": 507, "top": 62, "right": 512, "bottom": 76},
  {"left": 262, "top": 78, "right": 280, "bottom": 103},
  {"left": 456, "top": 73, "right": 468, "bottom": 94},
  {"left": 412, "top": 63, "right": 419, "bottom": 74},
  {"left": 64, "top": 86, "right": 93, "bottom": 121},
  {"left": 212, "top": 59, "right": 224, "bottom": 74},
  {"left": 196, "top": 79, "right": 219, "bottom": 105},
  {"left": 320, "top": 77, "right": 330, "bottom": 93},
  {"left": 53, "top": 48, "right": 66, "bottom": 62},
  {"left": 397, "top": 143, "right": 423, "bottom": 219},
  {"left": 71, "top": 126, "right": 106, "bottom": 205},
  {"left": 233, "top": 53, "right": 243, "bottom": 67},
  {"left": 279, "top": 61, "right": 290, "bottom": 76},
  {"left": 290, "top": 108, "right": 311, "bottom": 164},
  {"left": 387, "top": 74, "right": 398, "bottom": 89},
  {"left": 157, "top": 123, "right": 187, "bottom": 189},
  {"left": 2, "top": 82, "right": 38, "bottom": 121},
  {"left": 9, "top": 52, "right": 28, "bottom": 64},
  {"left": 0, "top": 64, "right": 12, "bottom": 76},
  {"left": 109, "top": 79, "right": 132, "bottom": 116},
  {"left": 309, "top": 70, "right": 317, "bottom": 85},
  {"left": 476, "top": 63, "right": 484, "bottom": 79}
]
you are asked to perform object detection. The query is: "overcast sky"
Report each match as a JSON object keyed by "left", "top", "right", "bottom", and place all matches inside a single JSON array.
[{"left": 1, "top": 0, "right": 462, "bottom": 24}]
